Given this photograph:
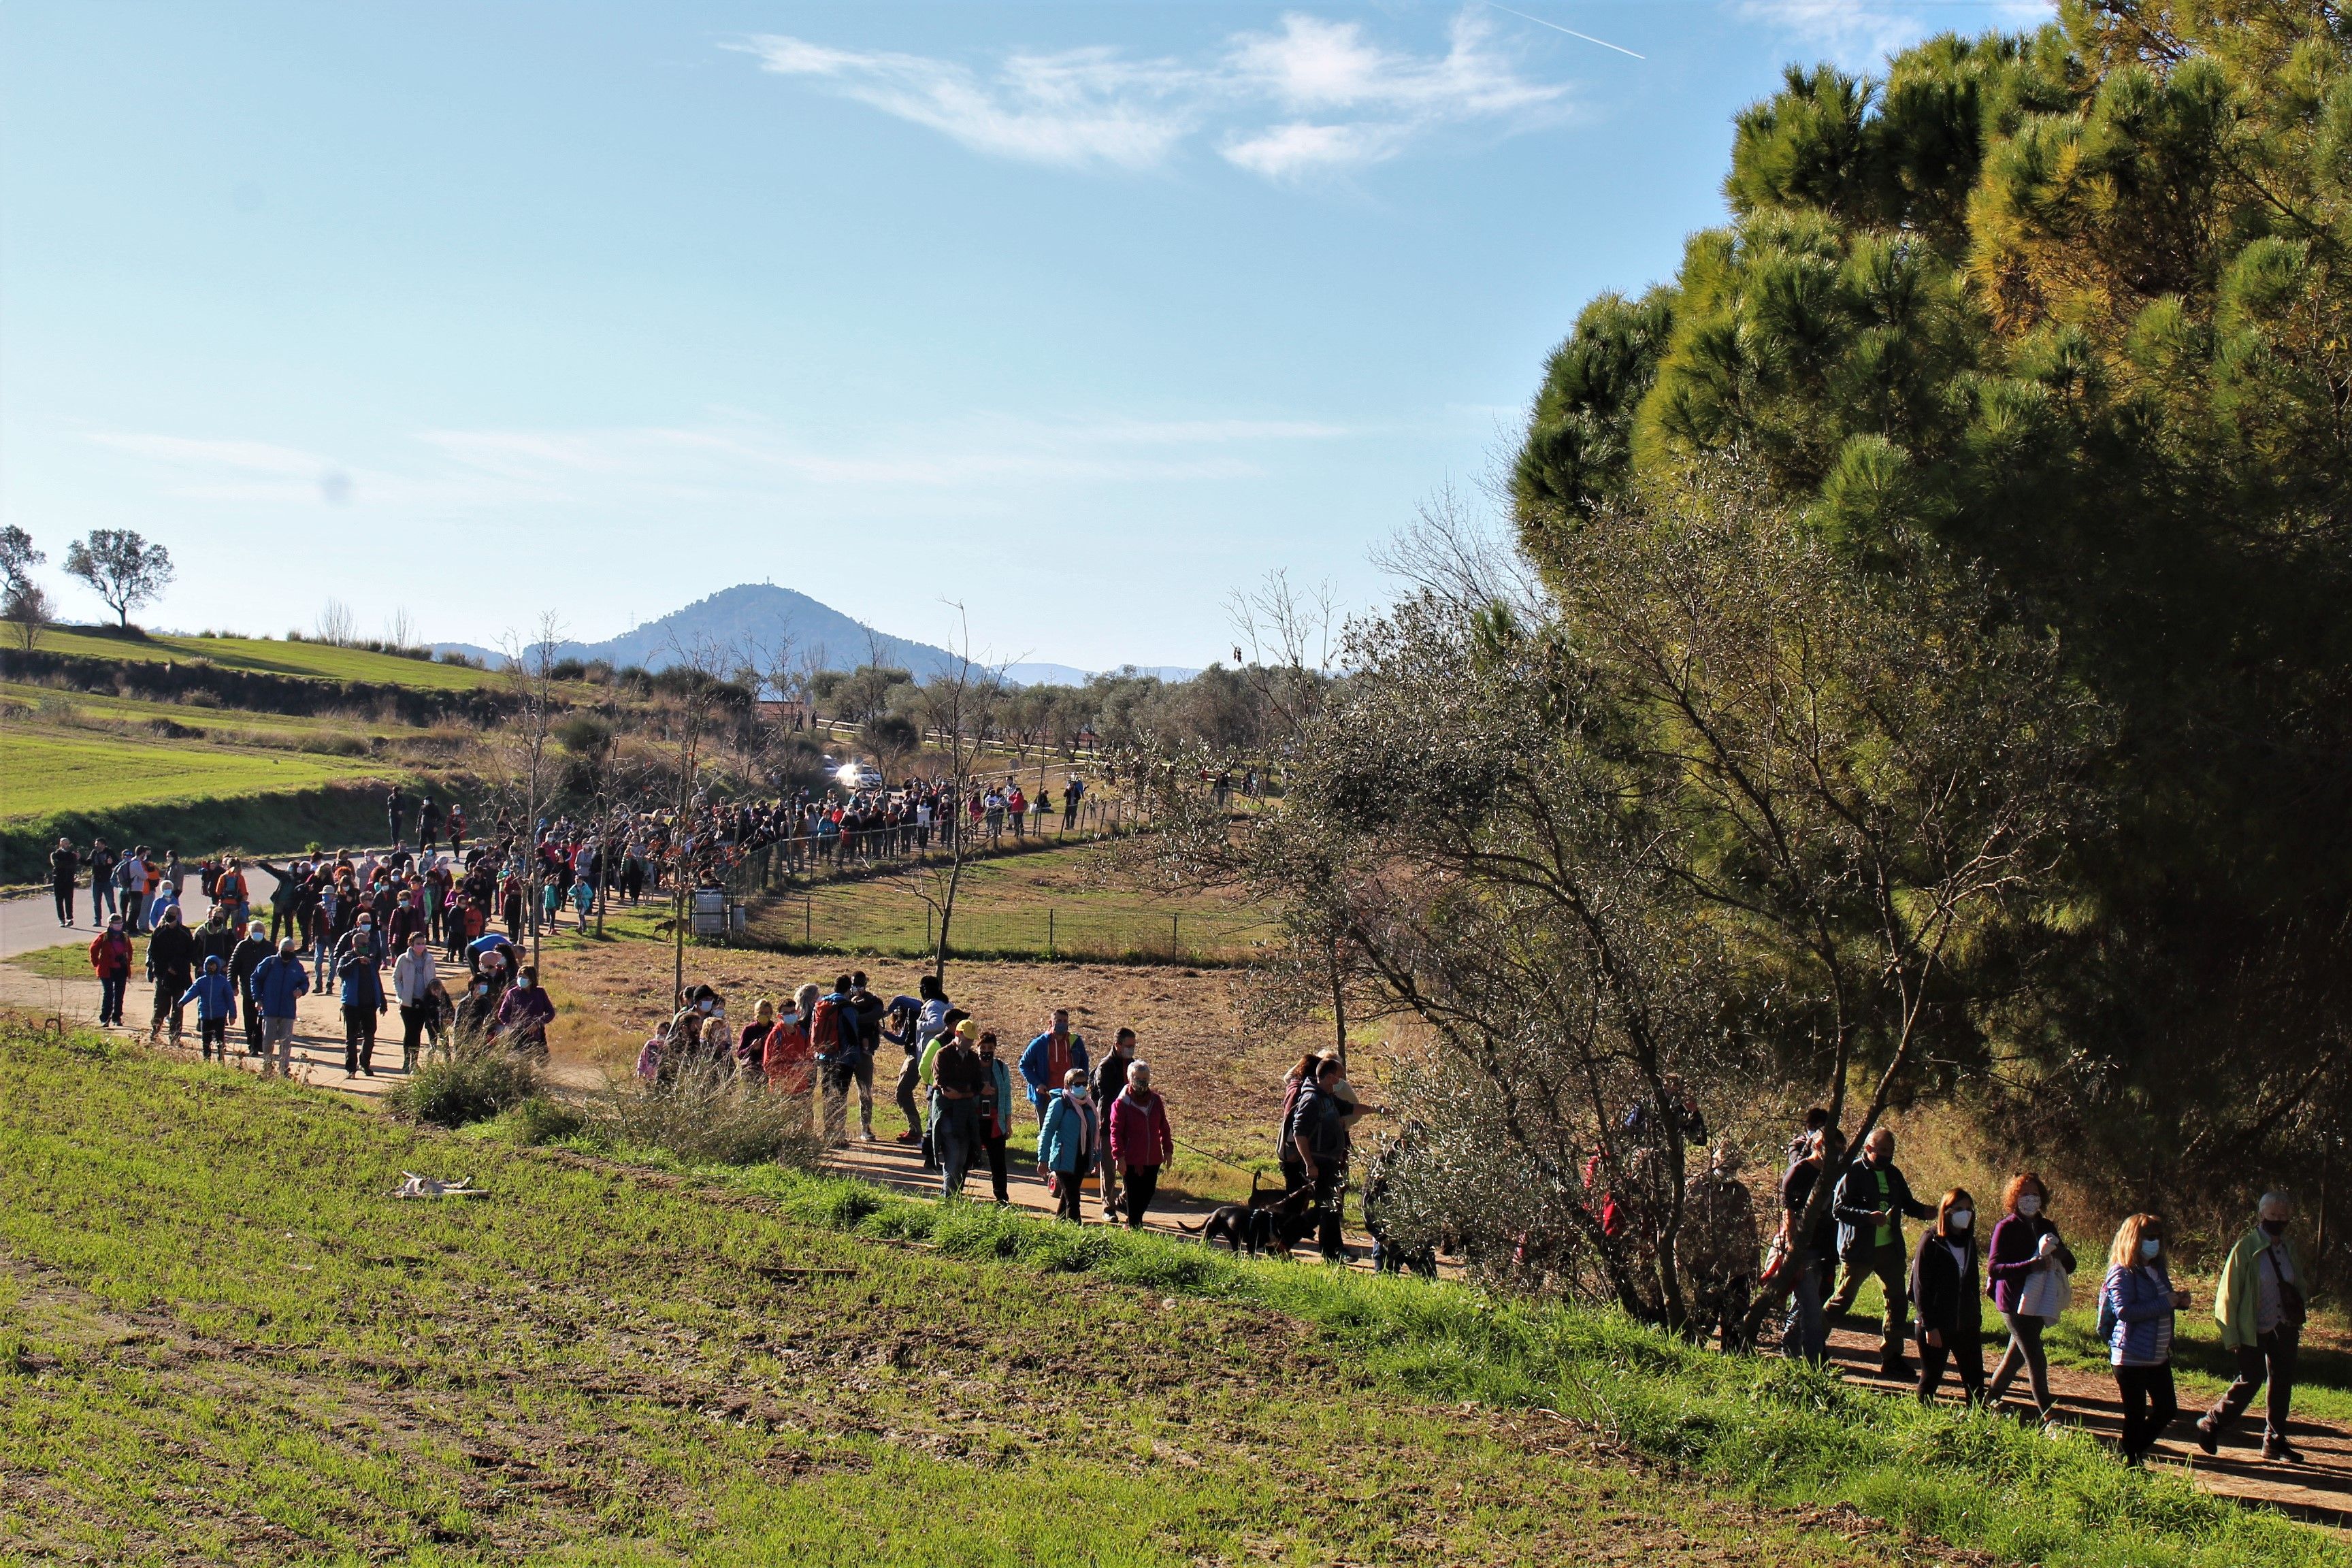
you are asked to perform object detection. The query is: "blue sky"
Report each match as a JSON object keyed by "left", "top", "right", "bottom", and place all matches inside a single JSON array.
[{"left": 1, "top": 0, "right": 2045, "bottom": 671}]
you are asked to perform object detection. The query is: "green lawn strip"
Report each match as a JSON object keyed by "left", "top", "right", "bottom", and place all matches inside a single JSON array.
[
  {"left": 0, "top": 1023, "right": 1889, "bottom": 1568},
  {"left": 32, "top": 629, "right": 495, "bottom": 691},
  {"left": 0, "top": 729, "right": 384, "bottom": 821},
  {"left": 1, "top": 682, "right": 436, "bottom": 745},
  {"left": 745, "top": 845, "right": 1273, "bottom": 963}
]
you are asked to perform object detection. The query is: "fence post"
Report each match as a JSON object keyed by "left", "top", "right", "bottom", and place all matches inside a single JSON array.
[
  {"left": 1171, "top": 913, "right": 1179, "bottom": 962},
  {"left": 805, "top": 894, "right": 812, "bottom": 947},
  {"left": 1048, "top": 906, "right": 1055, "bottom": 958}
]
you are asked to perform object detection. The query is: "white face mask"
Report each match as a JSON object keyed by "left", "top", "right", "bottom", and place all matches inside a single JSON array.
[
  {"left": 2016, "top": 1195, "right": 2041, "bottom": 1217},
  {"left": 517, "top": 979, "right": 532, "bottom": 990},
  {"left": 1948, "top": 1210, "right": 1972, "bottom": 1232},
  {"left": 2140, "top": 1238, "right": 2162, "bottom": 1260}
]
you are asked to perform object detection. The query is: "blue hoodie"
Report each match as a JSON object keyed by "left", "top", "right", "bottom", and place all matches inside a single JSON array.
[
  {"left": 338, "top": 951, "right": 386, "bottom": 1009},
  {"left": 178, "top": 958, "right": 238, "bottom": 1022}
]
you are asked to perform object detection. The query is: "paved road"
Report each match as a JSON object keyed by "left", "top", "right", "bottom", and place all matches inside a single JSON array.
[{"left": 3, "top": 863, "right": 287, "bottom": 960}]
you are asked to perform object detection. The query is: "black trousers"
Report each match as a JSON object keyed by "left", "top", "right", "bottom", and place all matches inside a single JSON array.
[
  {"left": 1124, "top": 1164, "right": 1160, "bottom": 1228},
  {"left": 399, "top": 1003, "right": 432, "bottom": 1062},
  {"left": 197, "top": 1017, "right": 228, "bottom": 1056},
  {"left": 2206, "top": 1327, "right": 2298, "bottom": 1441},
  {"left": 2116, "top": 1362, "right": 2178, "bottom": 1460},
  {"left": 52, "top": 881, "right": 74, "bottom": 923},
  {"left": 1312, "top": 1166, "right": 1346, "bottom": 1259},
  {"left": 1917, "top": 1327, "right": 1984, "bottom": 1404},
  {"left": 981, "top": 1134, "right": 1009, "bottom": 1203},
  {"left": 1051, "top": 1166, "right": 1085, "bottom": 1219},
  {"left": 343, "top": 1005, "right": 378, "bottom": 1073},
  {"left": 241, "top": 996, "right": 265, "bottom": 1051}
]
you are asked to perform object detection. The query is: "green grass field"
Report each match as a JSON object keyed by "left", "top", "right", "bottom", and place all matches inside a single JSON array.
[
  {"left": 745, "top": 842, "right": 1275, "bottom": 962},
  {"left": 31, "top": 627, "right": 495, "bottom": 691},
  {"left": 0, "top": 729, "right": 383, "bottom": 820},
  {"left": 0, "top": 683, "right": 436, "bottom": 747},
  {"left": 0, "top": 1017, "right": 2339, "bottom": 1568}
]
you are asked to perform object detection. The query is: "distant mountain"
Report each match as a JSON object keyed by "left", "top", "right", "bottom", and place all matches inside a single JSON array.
[{"left": 436, "top": 584, "right": 1196, "bottom": 687}]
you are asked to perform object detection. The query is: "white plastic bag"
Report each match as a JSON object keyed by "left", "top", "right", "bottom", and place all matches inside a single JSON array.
[{"left": 2017, "top": 1261, "right": 2073, "bottom": 1322}]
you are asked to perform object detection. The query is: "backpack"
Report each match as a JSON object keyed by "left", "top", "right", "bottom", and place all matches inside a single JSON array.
[
  {"left": 216, "top": 870, "right": 245, "bottom": 902},
  {"left": 810, "top": 997, "right": 845, "bottom": 1060}
]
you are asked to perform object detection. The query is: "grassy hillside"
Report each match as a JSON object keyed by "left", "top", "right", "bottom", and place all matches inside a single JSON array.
[
  {"left": 0, "top": 730, "right": 384, "bottom": 820},
  {"left": 30, "top": 627, "right": 495, "bottom": 691},
  {"left": 0, "top": 1018, "right": 2336, "bottom": 1568}
]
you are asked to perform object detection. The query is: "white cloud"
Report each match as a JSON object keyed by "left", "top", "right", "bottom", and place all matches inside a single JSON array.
[
  {"left": 85, "top": 412, "right": 1358, "bottom": 514},
  {"left": 739, "top": 8, "right": 1570, "bottom": 181},
  {"left": 1738, "top": 0, "right": 2055, "bottom": 70}
]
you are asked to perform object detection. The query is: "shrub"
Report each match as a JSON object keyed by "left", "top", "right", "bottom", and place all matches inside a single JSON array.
[
  {"left": 387, "top": 1043, "right": 542, "bottom": 1128},
  {"left": 502, "top": 1094, "right": 584, "bottom": 1146},
  {"left": 583, "top": 1062, "right": 823, "bottom": 1167}
]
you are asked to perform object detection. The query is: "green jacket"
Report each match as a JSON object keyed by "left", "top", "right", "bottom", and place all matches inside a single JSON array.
[{"left": 2214, "top": 1226, "right": 2302, "bottom": 1351}]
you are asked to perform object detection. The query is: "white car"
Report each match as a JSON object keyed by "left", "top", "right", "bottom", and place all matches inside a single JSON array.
[{"left": 836, "top": 762, "right": 884, "bottom": 791}]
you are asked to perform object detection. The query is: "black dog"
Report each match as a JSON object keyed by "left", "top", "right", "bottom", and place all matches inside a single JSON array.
[{"left": 1179, "top": 1177, "right": 1314, "bottom": 1258}]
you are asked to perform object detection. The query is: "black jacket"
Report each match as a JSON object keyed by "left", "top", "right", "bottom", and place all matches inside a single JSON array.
[
  {"left": 145, "top": 921, "right": 198, "bottom": 988},
  {"left": 1831, "top": 1156, "right": 1936, "bottom": 1258},
  {"left": 229, "top": 934, "right": 274, "bottom": 994},
  {"left": 1909, "top": 1228, "right": 1984, "bottom": 1339}
]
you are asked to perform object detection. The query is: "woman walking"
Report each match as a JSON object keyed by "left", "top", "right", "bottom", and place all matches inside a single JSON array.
[
  {"left": 1107, "top": 1060, "right": 1173, "bottom": 1228},
  {"left": 1037, "top": 1067, "right": 1096, "bottom": 1221},
  {"left": 88, "top": 914, "right": 134, "bottom": 1026},
  {"left": 1909, "top": 1188, "right": 1986, "bottom": 1406},
  {"left": 2100, "top": 1213, "right": 2191, "bottom": 1464},
  {"left": 1984, "top": 1173, "right": 2075, "bottom": 1425}
]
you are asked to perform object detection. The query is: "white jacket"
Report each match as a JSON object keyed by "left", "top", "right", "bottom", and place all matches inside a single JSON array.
[{"left": 392, "top": 948, "right": 439, "bottom": 1007}]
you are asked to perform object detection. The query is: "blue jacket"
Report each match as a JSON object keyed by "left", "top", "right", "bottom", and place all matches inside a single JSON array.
[
  {"left": 2097, "top": 1264, "right": 2176, "bottom": 1367},
  {"left": 250, "top": 953, "right": 310, "bottom": 1018},
  {"left": 1036, "top": 1091, "right": 1096, "bottom": 1173},
  {"left": 178, "top": 966, "right": 238, "bottom": 1022},
  {"left": 1018, "top": 1030, "right": 1088, "bottom": 1100},
  {"left": 338, "top": 953, "right": 387, "bottom": 1009}
]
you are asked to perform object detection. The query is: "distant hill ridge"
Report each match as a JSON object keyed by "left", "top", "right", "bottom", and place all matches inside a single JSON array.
[{"left": 434, "top": 583, "right": 1196, "bottom": 687}]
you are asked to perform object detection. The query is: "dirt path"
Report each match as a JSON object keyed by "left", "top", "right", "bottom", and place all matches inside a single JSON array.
[{"left": 1814, "top": 1317, "right": 2352, "bottom": 1526}]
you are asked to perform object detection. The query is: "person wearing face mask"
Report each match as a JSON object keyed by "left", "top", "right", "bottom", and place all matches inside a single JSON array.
[
  {"left": 1908, "top": 1188, "right": 1986, "bottom": 1406},
  {"left": 494, "top": 965, "right": 555, "bottom": 1058},
  {"left": 86, "top": 914, "right": 135, "bottom": 1026},
  {"left": 455, "top": 971, "right": 501, "bottom": 1045},
  {"left": 1984, "top": 1173, "right": 2074, "bottom": 1426},
  {"left": 393, "top": 935, "right": 440, "bottom": 1074},
  {"left": 336, "top": 934, "right": 389, "bottom": 1077},
  {"left": 2097, "top": 1213, "right": 2191, "bottom": 1464},
  {"left": 1036, "top": 1068, "right": 1096, "bottom": 1221},
  {"left": 249, "top": 937, "right": 310, "bottom": 1077},
  {"left": 2196, "top": 1191, "right": 2306, "bottom": 1463}
]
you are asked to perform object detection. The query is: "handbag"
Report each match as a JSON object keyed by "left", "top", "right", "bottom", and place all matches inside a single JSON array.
[
  {"left": 1756, "top": 1215, "right": 1795, "bottom": 1292},
  {"left": 2016, "top": 1260, "right": 2073, "bottom": 1323}
]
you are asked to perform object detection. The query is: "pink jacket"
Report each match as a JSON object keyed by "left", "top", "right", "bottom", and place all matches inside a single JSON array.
[{"left": 1107, "top": 1088, "right": 1172, "bottom": 1170}]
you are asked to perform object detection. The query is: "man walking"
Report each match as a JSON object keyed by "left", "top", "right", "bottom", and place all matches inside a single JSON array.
[
  {"left": 1828, "top": 1128, "right": 1936, "bottom": 1377},
  {"left": 230, "top": 919, "right": 274, "bottom": 1057},
  {"left": 932, "top": 1018, "right": 985, "bottom": 1198},
  {"left": 1091, "top": 1028, "right": 1137, "bottom": 1220},
  {"left": 250, "top": 938, "right": 310, "bottom": 1077},
  {"left": 2196, "top": 1191, "right": 2307, "bottom": 1463},
  {"left": 49, "top": 838, "right": 78, "bottom": 926},
  {"left": 386, "top": 785, "right": 408, "bottom": 850},
  {"left": 1020, "top": 1009, "right": 1088, "bottom": 1124},
  {"left": 144, "top": 904, "right": 197, "bottom": 1046}
]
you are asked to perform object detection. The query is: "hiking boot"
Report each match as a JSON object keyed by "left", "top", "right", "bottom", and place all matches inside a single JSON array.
[
  {"left": 2193, "top": 1419, "right": 2218, "bottom": 1456},
  {"left": 895, "top": 1131, "right": 920, "bottom": 1144},
  {"left": 2263, "top": 1437, "right": 2305, "bottom": 1463}
]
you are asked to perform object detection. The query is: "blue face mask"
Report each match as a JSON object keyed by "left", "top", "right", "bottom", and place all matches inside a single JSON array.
[{"left": 2139, "top": 1238, "right": 2162, "bottom": 1260}]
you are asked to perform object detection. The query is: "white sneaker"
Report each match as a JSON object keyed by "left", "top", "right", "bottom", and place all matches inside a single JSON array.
[{"left": 858, "top": 1128, "right": 876, "bottom": 1142}]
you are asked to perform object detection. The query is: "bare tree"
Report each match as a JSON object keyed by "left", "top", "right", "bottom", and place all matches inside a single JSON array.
[
  {"left": 494, "top": 612, "right": 566, "bottom": 972},
  {"left": 879, "top": 604, "right": 1004, "bottom": 980},
  {"left": 652, "top": 638, "right": 739, "bottom": 1007},
  {"left": 385, "top": 606, "right": 416, "bottom": 651},
  {"left": 316, "top": 598, "right": 357, "bottom": 647}
]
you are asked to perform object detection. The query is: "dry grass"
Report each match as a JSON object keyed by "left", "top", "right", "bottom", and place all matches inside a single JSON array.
[{"left": 534, "top": 937, "right": 1394, "bottom": 1198}]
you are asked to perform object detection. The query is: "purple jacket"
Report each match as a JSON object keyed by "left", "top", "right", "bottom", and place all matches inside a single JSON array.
[{"left": 1984, "top": 1213, "right": 2076, "bottom": 1313}]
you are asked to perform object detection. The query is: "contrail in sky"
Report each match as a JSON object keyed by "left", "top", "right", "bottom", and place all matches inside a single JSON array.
[{"left": 1482, "top": 1, "right": 1648, "bottom": 59}]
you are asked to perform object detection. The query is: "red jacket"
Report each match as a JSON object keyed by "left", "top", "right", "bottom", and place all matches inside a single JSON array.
[
  {"left": 1107, "top": 1088, "right": 1173, "bottom": 1170},
  {"left": 88, "top": 931, "right": 134, "bottom": 980}
]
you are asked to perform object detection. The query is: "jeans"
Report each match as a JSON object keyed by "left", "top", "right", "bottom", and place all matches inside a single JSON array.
[
  {"left": 936, "top": 1098, "right": 979, "bottom": 1197},
  {"left": 819, "top": 1060, "right": 858, "bottom": 1143},
  {"left": 1123, "top": 1164, "right": 1160, "bottom": 1228},
  {"left": 94, "top": 878, "right": 115, "bottom": 917},
  {"left": 1988, "top": 1311, "right": 2053, "bottom": 1415},
  {"left": 2116, "top": 1361, "right": 2178, "bottom": 1460},
  {"left": 2204, "top": 1326, "right": 2299, "bottom": 1441},
  {"left": 1783, "top": 1254, "right": 1830, "bottom": 1364},
  {"left": 262, "top": 1015, "right": 297, "bottom": 1074},
  {"left": 894, "top": 1053, "right": 924, "bottom": 1138},
  {"left": 123, "top": 892, "right": 146, "bottom": 933},
  {"left": 849, "top": 1054, "right": 875, "bottom": 1131},
  {"left": 1096, "top": 1139, "right": 1123, "bottom": 1215},
  {"left": 97, "top": 975, "right": 127, "bottom": 1025}
]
